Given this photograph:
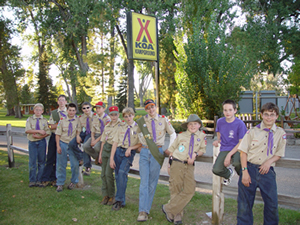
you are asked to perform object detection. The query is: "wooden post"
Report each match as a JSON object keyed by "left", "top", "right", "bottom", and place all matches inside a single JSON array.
[
  {"left": 6, "top": 124, "right": 14, "bottom": 168},
  {"left": 212, "top": 145, "right": 224, "bottom": 224},
  {"left": 77, "top": 144, "right": 84, "bottom": 187},
  {"left": 213, "top": 116, "right": 218, "bottom": 138},
  {"left": 281, "top": 116, "right": 284, "bottom": 128}
]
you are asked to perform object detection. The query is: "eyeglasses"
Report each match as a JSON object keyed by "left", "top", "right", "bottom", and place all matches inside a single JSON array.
[
  {"left": 146, "top": 105, "right": 155, "bottom": 110},
  {"left": 82, "top": 107, "right": 90, "bottom": 110},
  {"left": 262, "top": 113, "right": 277, "bottom": 118}
]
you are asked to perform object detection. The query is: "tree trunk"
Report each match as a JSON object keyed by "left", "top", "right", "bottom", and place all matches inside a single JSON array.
[{"left": 14, "top": 105, "right": 22, "bottom": 118}]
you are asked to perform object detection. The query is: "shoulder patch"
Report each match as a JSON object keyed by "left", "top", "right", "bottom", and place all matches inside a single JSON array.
[
  {"left": 246, "top": 130, "right": 250, "bottom": 134},
  {"left": 60, "top": 118, "right": 63, "bottom": 120},
  {"left": 26, "top": 118, "right": 29, "bottom": 122},
  {"left": 282, "top": 134, "right": 286, "bottom": 139}
]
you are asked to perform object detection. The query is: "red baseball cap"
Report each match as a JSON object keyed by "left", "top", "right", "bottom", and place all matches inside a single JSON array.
[
  {"left": 109, "top": 106, "right": 119, "bottom": 114},
  {"left": 94, "top": 101, "right": 106, "bottom": 108}
]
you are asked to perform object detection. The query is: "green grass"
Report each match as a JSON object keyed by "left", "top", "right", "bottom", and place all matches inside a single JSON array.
[{"left": 0, "top": 151, "right": 299, "bottom": 225}]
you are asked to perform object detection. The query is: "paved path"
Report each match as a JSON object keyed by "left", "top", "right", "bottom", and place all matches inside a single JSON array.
[{"left": 1, "top": 126, "right": 300, "bottom": 198}]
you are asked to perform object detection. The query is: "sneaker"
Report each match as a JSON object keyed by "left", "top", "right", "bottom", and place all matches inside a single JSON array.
[
  {"left": 101, "top": 196, "right": 109, "bottom": 205},
  {"left": 162, "top": 205, "right": 174, "bottom": 222},
  {"left": 67, "top": 182, "right": 77, "bottom": 190},
  {"left": 29, "top": 182, "right": 36, "bottom": 187},
  {"left": 41, "top": 181, "right": 50, "bottom": 187},
  {"left": 223, "top": 168, "right": 235, "bottom": 186},
  {"left": 107, "top": 197, "right": 115, "bottom": 206},
  {"left": 36, "top": 181, "right": 43, "bottom": 187},
  {"left": 137, "top": 212, "right": 148, "bottom": 222},
  {"left": 82, "top": 167, "right": 91, "bottom": 176},
  {"left": 112, "top": 201, "right": 123, "bottom": 211},
  {"left": 174, "top": 213, "right": 182, "bottom": 224},
  {"left": 51, "top": 180, "right": 57, "bottom": 187},
  {"left": 56, "top": 185, "right": 63, "bottom": 192}
]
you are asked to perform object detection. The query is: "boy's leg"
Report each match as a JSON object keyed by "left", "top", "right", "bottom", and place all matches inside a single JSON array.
[
  {"left": 68, "top": 132, "right": 85, "bottom": 161},
  {"left": 83, "top": 133, "right": 92, "bottom": 169},
  {"left": 232, "top": 151, "right": 241, "bottom": 176},
  {"left": 28, "top": 141, "right": 38, "bottom": 183},
  {"left": 115, "top": 148, "right": 135, "bottom": 206},
  {"left": 237, "top": 163, "right": 258, "bottom": 225},
  {"left": 138, "top": 147, "right": 151, "bottom": 214},
  {"left": 56, "top": 141, "right": 68, "bottom": 186},
  {"left": 36, "top": 139, "right": 47, "bottom": 182},
  {"left": 83, "top": 136, "right": 100, "bottom": 159},
  {"left": 258, "top": 167, "right": 279, "bottom": 225},
  {"left": 67, "top": 146, "right": 79, "bottom": 185},
  {"left": 41, "top": 133, "right": 57, "bottom": 182},
  {"left": 164, "top": 162, "right": 195, "bottom": 216},
  {"left": 212, "top": 151, "right": 231, "bottom": 179},
  {"left": 147, "top": 147, "right": 163, "bottom": 212}
]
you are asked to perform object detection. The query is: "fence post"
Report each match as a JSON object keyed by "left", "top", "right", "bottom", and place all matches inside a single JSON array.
[
  {"left": 212, "top": 145, "right": 224, "bottom": 225},
  {"left": 6, "top": 124, "right": 15, "bottom": 168},
  {"left": 213, "top": 116, "right": 218, "bottom": 138},
  {"left": 77, "top": 144, "right": 84, "bottom": 187},
  {"left": 281, "top": 116, "right": 284, "bottom": 128}
]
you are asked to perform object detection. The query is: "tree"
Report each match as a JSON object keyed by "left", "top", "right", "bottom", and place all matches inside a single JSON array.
[
  {"left": 116, "top": 59, "right": 128, "bottom": 112},
  {"left": 287, "top": 58, "right": 300, "bottom": 96},
  {"left": 175, "top": 16, "right": 254, "bottom": 119},
  {"left": 135, "top": 61, "right": 153, "bottom": 107},
  {"left": 0, "top": 19, "right": 23, "bottom": 118}
]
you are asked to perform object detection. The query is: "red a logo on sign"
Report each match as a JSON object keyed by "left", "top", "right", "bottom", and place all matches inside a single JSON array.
[{"left": 136, "top": 18, "right": 153, "bottom": 44}]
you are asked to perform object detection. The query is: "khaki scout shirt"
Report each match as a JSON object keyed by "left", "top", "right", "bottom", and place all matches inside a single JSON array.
[
  {"left": 25, "top": 115, "right": 51, "bottom": 141},
  {"left": 137, "top": 114, "right": 175, "bottom": 146},
  {"left": 100, "top": 118, "right": 123, "bottom": 145},
  {"left": 239, "top": 122, "right": 286, "bottom": 166},
  {"left": 49, "top": 108, "right": 67, "bottom": 133},
  {"left": 91, "top": 113, "right": 111, "bottom": 135},
  {"left": 77, "top": 112, "right": 94, "bottom": 133},
  {"left": 55, "top": 116, "right": 79, "bottom": 144},
  {"left": 169, "top": 130, "right": 207, "bottom": 161},
  {"left": 112, "top": 121, "right": 140, "bottom": 148}
]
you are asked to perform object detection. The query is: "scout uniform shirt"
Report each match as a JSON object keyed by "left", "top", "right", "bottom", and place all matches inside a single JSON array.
[
  {"left": 239, "top": 122, "right": 286, "bottom": 166},
  {"left": 169, "top": 130, "right": 207, "bottom": 161},
  {"left": 48, "top": 108, "right": 67, "bottom": 133},
  {"left": 25, "top": 115, "right": 51, "bottom": 141},
  {"left": 77, "top": 112, "right": 94, "bottom": 133},
  {"left": 137, "top": 114, "right": 175, "bottom": 146},
  {"left": 100, "top": 118, "right": 123, "bottom": 145},
  {"left": 91, "top": 113, "right": 111, "bottom": 135},
  {"left": 55, "top": 116, "right": 79, "bottom": 144},
  {"left": 112, "top": 121, "right": 140, "bottom": 148}
]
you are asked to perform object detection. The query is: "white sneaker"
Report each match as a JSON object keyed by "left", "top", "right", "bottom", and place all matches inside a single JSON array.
[{"left": 223, "top": 168, "right": 235, "bottom": 186}]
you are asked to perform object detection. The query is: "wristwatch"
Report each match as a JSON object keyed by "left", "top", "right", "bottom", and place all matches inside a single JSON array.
[
  {"left": 194, "top": 152, "right": 199, "bottom": 157},
  {"left": 242, "top": 167, "right": 247, "bottom": 171}
]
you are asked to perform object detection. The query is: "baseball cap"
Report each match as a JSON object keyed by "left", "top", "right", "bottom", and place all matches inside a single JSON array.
[
  {"left": 144, "top": 99, "right": 156, "bottom": 109},
  {"left": 109, "top": 106, "right": 119, "bottom": 114}
]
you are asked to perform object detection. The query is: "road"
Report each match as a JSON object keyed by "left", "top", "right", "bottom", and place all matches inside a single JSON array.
[{"left": 1, "top": 126, "right": 300, "bottom": 199}]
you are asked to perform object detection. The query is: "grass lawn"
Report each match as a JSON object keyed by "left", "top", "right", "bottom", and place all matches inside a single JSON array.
[{"left": 0, "top": 151, "right": 299, "bottom": 225}]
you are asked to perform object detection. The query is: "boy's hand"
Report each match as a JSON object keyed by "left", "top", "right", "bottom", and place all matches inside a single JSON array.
[
  {"left": 259, "top": 160, "right": 272, "bottom": 174},
  {"left": 125, "top": 147, "right": 132, "bottom": 157},
  {"left": 242, "top": 170, "right": 251, "bottom": 187},
  {"left": 98, "top": 154, "right": 102, "bottom": 164},
  {"left": 38, "top": 130, "right": 46, "bottom": 135},
  {"left": 187, "top": 157, "right": 194, "bottom": 165},
  {"left": 91, "top": 139, "right": 97, "bottom": 147},
  {"left": 57, "top": 146, "right": 62, "bottom": 154},
  {"left": 76, "top": 136, "right": 82, "bottom": 144},
  {"left": 224, "top": 154, "right": 231, "bottom": 167},
  {"left": 213, "top": 140, "right": 220, "bottom": 147},
  {"left": 110, "top": 159, "right": 116, "bottom": 169}
]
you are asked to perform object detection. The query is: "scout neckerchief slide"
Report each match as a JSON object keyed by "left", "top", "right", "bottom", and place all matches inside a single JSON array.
[{"left": 137, "top": 116, "right": 164, "bottom": 168}]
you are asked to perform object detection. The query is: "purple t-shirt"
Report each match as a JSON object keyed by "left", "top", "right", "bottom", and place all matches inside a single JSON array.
[{"left": 215, "top": 117, "right": 247, "bottom": 152}]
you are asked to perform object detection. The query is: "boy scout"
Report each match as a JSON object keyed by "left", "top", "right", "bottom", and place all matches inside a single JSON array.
[
  {"left": 162, "top": 114, "right": 206, "bottom": 224},
  {"left": 55, "top": 103, "right": 79, "bottom": 192},
  {"left": 83, "top": 101, "right": 110, "bottom": 164},
  {"left": 237, "top": 102, "right": 286, "bottom": 225},
  {"left": 109, "top": 107, "right": 142, "bottom": 211},
  {"left": 41, "top": 94, "right": 67, "bottom": 187},
  {"left": 98, "top": 106, "right": 122, "bottom": 206},
  {"left": 68, "top": 102, "right": 94, "bottom": 176},
  {"left": 136, "top": 99, "right": 176, "bottom": 222},
  {"left": 25, "top": 103, "right": 51, "bottom": 187}
]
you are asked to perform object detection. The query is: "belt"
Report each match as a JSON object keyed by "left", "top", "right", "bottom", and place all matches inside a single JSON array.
[
  {"left": 172, "top": 157, "right": 194, "bottom": 166},
  {"left": 142, "top": 145, "right": 162, "bottom": 149}
]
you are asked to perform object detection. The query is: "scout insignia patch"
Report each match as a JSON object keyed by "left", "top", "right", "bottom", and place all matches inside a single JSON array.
[
  {"left": 179, "top": 145, "right": 185, "bottom": 152},
  {"left": 282, "top": 134, "right": 286, "bottom": 139}
]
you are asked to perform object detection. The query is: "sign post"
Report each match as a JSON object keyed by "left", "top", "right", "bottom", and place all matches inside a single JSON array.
[{"left": 127, "top": 12, "right": 160, "bottom": 113}]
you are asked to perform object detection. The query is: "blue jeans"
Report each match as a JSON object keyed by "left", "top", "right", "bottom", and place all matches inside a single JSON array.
[
  {"left": 114, "top": 147, "right": 136, "bottom": 206},
  {"left": 139, "top": 147, "right": 163, "bottom": 214},
  {"left": 67, "top": 143, "right": 80, "bottom": 184},
  {"left": 237, "top": 162, "right": 279, "bottom": 225},
  {"left": 28, "top": 139, "right": 46, "bottom": 182},
  {"left": 56, "top": 141, "right": 69, "bottom": 186},
  {"left": 41, "top": 133, "right": 57, "bottom": 182},
  {"left": 68, "top": 132, "right": 91, "bottom": 162}
]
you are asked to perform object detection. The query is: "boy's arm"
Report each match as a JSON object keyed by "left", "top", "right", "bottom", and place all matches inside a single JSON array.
[
  {"left": 76, "top": 131, "right": 82, "bottom": 144},
  {"left": 259, "top": 155, "right": 281, "bottom": 175},
  {"left": 110, "top": 142, "right": 118, "bottom": 169},
  {"left": 240, "top": 151, "right": 251, "bottom": 187},
  {"left": 224, "top": 139, "right": 242, "bottom": 167},
  {"left": 56, "top": 134, "right": 62, "bottom": 154},
  {"left": 98, "top": 141, "right": 105, "bottom": 164},
  {"left": 212, "top": 132, "right": 221, "bottom": 147},
  {"left": 125, "top": 143, "right": 142, "bottom": 157}
]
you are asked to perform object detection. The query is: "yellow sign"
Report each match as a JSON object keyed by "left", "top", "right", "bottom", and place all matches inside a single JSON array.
[{"left": 131, "top": 12, "right": 157, "bottom": 61}]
